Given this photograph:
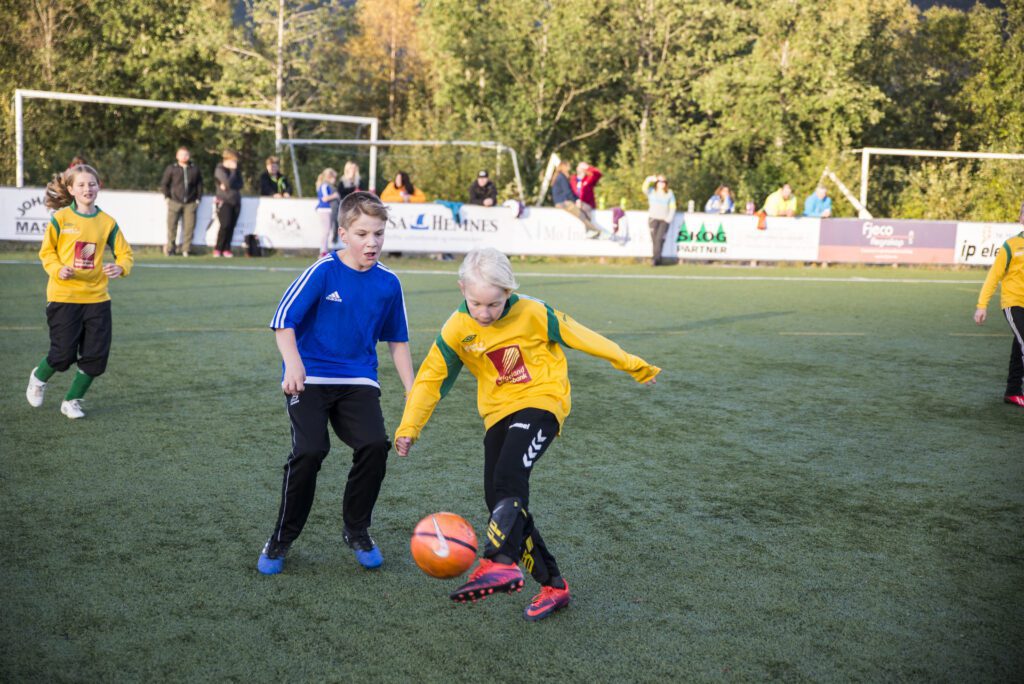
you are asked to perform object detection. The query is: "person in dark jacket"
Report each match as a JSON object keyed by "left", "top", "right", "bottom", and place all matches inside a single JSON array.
[
  {"left": 468, "top": 170, "right": 498, "bottom": 206},
  {"left": 258, "top": 156, "right": 292, "bottom": 197},
  {"left": 214, "top": 150, "right": 243, "bottom": 258},
  {"left": 160, "top": 146, "right": 203, "bottom": 257}
]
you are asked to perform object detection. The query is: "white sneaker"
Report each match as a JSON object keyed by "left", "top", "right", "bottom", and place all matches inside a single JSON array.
[
  {"left": 26, "top": 371, "right": 46, "bottom": 407},
  {"left": 61, "top": 399, "right": 85, "bottom": 419}
]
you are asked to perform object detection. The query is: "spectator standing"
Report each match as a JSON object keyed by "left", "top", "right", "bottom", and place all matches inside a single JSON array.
[
  {"left": 704, "top": 185, "right": 735, "bottom": 214},
  {"left": 333, "top": 161, "right": 362, "bottom": 248},
  {"left": 571, "top": 162, "right": 602, "bottom": 238},
  {"left": 973, "top": 201, "right": 1024, "bottom": 408},
  {"left": 214, "top": 150, "right": 243, "bottom": 258},
  {"left": 642, "top": 175, "right": 677, "bottom": 266},
  {"left": 762, "top": 183, "right": 797, "bottom": 217},
  {"left": 259, "top": 156, "right": 292, "bottom": 198},
  {"left": 380, "top": 171, "right": 426, "bottom": 203},
  {"left": 160, "top": 146, "right": 203, "bottom": 257},
  {"left": 316, "top": 168, "right": 340, "bottom": 257},
  {"left": 468, "top": 170, "right": 498, "bottom": 206},
  {"left": 803, "top": 186, "right": 833, "bottom": 218}
]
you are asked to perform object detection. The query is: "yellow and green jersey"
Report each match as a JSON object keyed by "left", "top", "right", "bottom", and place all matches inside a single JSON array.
[
  {"left": 39, "top": 203, "right": 134, "bottom": 304},
  {"left": 977, "top": 232, "right": 1024, "bottom": 310},
  {"left": 396, "top": 294, "right": 661, "bottom": 440}
]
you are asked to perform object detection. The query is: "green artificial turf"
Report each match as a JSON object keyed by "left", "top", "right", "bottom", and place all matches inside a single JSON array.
[{"left": 1, "top": 253, "right": 1021, "bottom": 681}]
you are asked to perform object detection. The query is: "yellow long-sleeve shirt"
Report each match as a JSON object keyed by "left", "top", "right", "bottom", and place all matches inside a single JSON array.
[
  {"left": 39, "top": 204, "right": 134, "bottom": 303},
  {"left": 396, "top": 294, "right": 661, "bottom": 440},
  {"left": 976, "top": 232, "right": 1024, "bottom": 310}
]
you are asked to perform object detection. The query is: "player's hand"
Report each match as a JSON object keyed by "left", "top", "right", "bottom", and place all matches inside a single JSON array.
[
  {"left": 281, "top": 364, "right": 306, "bottom": 395},
  {"left": 103, "top": 264, "right": 123, "bottom": 279},
  {"left": 974, "top": 308, "right": 987, "bottom": 325},
  {"left": 644, "top": 378, "right": 657, "bottom": 386},
  {"left": 395, "top": 436, "right": 413, "bottom": 457},
  {"left": 58, "top": 266, "right": 74, "bottom": 280}
]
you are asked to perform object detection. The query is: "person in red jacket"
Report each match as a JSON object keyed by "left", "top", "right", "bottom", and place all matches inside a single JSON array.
[{"left": 570, "top": 162, "right": 602, "bottom": 239}]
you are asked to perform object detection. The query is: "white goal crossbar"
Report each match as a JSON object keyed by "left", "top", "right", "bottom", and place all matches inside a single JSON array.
[
  {"left": 13, "top": 89, "right": 380, "bottom": 190},
  {"left": 278, "top": 137, "right": 525, "bottom": 202}
]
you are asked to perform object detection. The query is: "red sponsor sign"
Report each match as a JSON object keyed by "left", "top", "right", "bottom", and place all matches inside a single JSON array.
[
  {"left": 486, "top": 345, "right": 532, "bottom": 386},
  {"left": 74, "top": 241, "right": 97, "bottom": 269}
]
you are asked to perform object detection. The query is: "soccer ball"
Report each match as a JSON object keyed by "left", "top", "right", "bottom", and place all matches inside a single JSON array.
[{"left": 410, "top": 512, "right": 477, "bottom": 579}]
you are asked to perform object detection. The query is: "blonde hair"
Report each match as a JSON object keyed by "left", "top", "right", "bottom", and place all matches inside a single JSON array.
[
  {"left": 342, "top": 161, "right": 360, "bottom": 184},
  {"left": 45, "top": 164, "right": 99, "bottom": 210},
  {"left": 316, "top": 168, "right": 337, "bottom": 188},
  {"left": 222, "top": 149, "right": 239, "bottom": 162},
  {"left": 458, "top": 248, "right": 519, "bottom": 291},
  {"left": 338, "top": 191, "right": 389, "bottom": 228}
]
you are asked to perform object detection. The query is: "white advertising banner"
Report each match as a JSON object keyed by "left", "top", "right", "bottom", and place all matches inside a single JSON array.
[
  {"left": 675, "top": 213, "right": 820, "bottom": 261},
  {"left": 954, "top": 222, "right": 1024, "bottom": 265}
]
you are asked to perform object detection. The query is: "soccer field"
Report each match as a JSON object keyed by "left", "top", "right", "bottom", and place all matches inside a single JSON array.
[{"left": 1, "top": 254, "right": 1021, "bottom": 681}]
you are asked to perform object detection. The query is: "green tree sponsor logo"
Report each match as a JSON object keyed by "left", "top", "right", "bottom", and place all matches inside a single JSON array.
[{"left": 677, "top": 221, "right": 727, "bottom": 243}]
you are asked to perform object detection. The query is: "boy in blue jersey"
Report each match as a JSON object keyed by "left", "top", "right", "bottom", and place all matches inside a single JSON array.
[{"left": 258, "top": 192, "right": 414, "bottom": 574}]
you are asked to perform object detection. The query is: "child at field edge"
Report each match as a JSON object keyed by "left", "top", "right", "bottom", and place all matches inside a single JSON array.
[
  {"left": 26, "top": 164, "right": 134, "bottom": 420},
  {"left": 258, "top": 192, "right": 415, "bottom": 574},
  {"left": 395, "top": 248, "right": 660, "bottom": 621},
  {"left": 973, "top": 200, "right": 1024, "bottom": 407}
]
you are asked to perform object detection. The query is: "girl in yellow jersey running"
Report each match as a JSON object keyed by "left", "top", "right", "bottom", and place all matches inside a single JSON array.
[
  {"left": 395, "top": 248, "right": 660, "bottom": 621},
  {"left": 974, "top": 201, "right": 1024, "bottom": 407},
  {"left": 25, "top": 164, "right": 134, "bottom": 419}
]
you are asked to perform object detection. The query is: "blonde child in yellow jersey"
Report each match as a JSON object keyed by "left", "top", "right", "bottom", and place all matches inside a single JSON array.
[
  {"left": 974, "top": 201, "right": 1024, "bottom": 407},
  {"left": 395, "top": 247, "right": 660, "bottom": 621},
  {"left": 25, "top": 164, "right": 134, "bottom": 419}
]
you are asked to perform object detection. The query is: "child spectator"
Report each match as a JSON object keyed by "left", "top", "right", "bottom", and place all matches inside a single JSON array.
[
  {"left": 259, "top": 156, "right": 292, "bottom": 198},
  {"left": 315, "top": 167, "right": 340, "bottom": 257},
  {"left": 258, "top": 192, "right": 415, "bottom": 574},
  {"left": 468, "top": 170, "right": 498, "bottom": 206},
  {"left": 973, "top": 201, "right": 1024, "bottom": 407},
  {"left": 394, "top": 248, "right": 660, "bottom": 620},
  {"left": 26, "top": 163, "right": 134, "bottom": 419},
  {"left": 704, "top": 186, "right": 735, "bottom": 214}
]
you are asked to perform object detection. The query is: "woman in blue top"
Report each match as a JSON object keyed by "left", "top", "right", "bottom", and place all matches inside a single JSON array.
[{"left": 316, "top": 168, "right": 340, "bottom": 256}]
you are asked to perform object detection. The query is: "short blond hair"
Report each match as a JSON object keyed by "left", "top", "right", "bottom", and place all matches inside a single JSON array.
[{"left": 458, "top": 248, "right": 519, "bottom": 291}]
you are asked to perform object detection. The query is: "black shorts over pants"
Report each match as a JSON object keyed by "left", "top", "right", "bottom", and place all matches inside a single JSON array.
[{"left": 46, "top": 300, "right": 113, "bottom": 377}]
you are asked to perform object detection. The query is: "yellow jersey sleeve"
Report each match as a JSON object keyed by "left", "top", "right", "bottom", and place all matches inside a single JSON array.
[
  {"left": 396, "top": 317, "right": 465, "bottom": 441},
  {"left": 976, "top": 243, "right": 1010, "bottom": 309},
  {"left": 111, "top": 225, "right": 134, "bottom": 277},
  {"left": 548, "top": 306, "right": 661, "bottom": 383},
  {"left": 39, "top": 219, "right": 64, "bottom": 280}
]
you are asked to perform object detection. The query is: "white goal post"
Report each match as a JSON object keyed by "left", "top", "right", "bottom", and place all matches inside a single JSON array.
[
  {"left": 277, "top": 137, "right": 526, "bottom": 202},
  {"left": 857, "top": 147, "right": 1024, "bottom": 218},
  {"left": 13, "top": 89, "right": 380, "bottom": 191}
]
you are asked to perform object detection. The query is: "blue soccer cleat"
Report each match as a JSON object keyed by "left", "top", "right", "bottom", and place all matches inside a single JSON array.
[
  {"left": 258, "top": 538, "right": 289, "bottom": 575},
  {"left": 344, "top": 529, "right": 383, "bottom": 569}
]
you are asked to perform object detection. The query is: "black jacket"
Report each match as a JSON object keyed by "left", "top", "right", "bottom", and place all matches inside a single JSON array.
[
  {"left": 259, "top": 171, "right": 292, "bottom": 197},
  {"left": 468, "top": 180, "right": 497, "bottom": 205},
  {"left": 214, "top": 164, "right": 243, "bottom": 206},
  {"left": 160, "top": 162, "right": 203, "bottom": 203}
]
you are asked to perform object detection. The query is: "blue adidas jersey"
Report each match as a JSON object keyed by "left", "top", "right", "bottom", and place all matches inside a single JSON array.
[{"left": 269, "top": 254, "right": 409, "bottom": 386}]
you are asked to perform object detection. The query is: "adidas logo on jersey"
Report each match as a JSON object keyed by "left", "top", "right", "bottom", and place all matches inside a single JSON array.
[{"left": 326, "top": 291, "right": 343, "bottom": 302}]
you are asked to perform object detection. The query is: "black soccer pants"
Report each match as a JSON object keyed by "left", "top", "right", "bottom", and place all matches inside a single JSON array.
[
  {"left": 268, "top": 385, "right": 391, "bottom": 547},
  {"left": 216, "top": 202, "right": 240, "bottom": 253},
  {"left": 483, "top": 408, "right": 562, "bottom": 585},
  {"left": 46, "top": 301, "right": 112, "bottom": 377},
  {"left": 1004, "top": 306, "right": 1024, "bottom": 396}
]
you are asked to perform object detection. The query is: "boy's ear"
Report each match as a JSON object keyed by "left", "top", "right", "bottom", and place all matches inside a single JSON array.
[{"left": 457, "top": 280, "right": 467, "bottom": 297}]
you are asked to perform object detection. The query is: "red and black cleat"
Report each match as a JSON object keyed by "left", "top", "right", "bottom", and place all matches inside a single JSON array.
[
  {"left": 1004, "top": 395, "right": 1024, "bottom": 407},
  {"left": 449, "top": 558, "right": 524, "bottom": 603},
  {"left": 523, "top": 580, "right": 571, "bottom": 622}
]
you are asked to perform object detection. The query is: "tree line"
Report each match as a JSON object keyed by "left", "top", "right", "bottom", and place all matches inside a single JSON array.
[{"left": 1, "top": 0, "right": 1021, "bottom": 221}]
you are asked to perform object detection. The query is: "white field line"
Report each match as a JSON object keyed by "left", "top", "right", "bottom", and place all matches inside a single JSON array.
[
  {"left": 948, "top": 333, "right": 1008, "bottom": 337},
  {"left": 0, "top": 260, "right": 986, "bottom": 285},
  {"left": 778, "top": 332, "right": 867, "bottom": 336}
]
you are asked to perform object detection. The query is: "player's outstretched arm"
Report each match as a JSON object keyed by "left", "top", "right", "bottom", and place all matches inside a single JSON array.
[
  {"left": 274, "top": 327, "right": 306, "bottom": 394},
  {"left": 551, "top": 307, "right": 661, "bottom": 384}
]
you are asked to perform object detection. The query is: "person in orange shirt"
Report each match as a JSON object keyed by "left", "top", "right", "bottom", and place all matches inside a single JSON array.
[
  {"left": 379, "top": 171, "right": 426, "bottom": 203},
  {"left": 26, "top": 164, "right": 134, "bottom": 419},
  {"left": 395, "top": 248, "right": 660, "bottom": 621}
]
